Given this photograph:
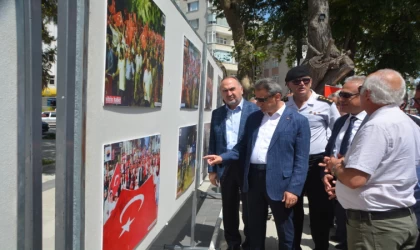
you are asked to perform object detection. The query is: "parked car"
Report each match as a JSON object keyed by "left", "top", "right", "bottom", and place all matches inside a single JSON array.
[
  {"left": 42, "top": 121, "right": 49, "bottom": 133},
  {"left": 42, "top": 111, "right": 56, "bottom": 126}
]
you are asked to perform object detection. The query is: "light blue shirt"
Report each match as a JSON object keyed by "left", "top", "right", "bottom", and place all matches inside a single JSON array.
[{"left": 225, "top": 99, "right": 244, "bottom": 150}]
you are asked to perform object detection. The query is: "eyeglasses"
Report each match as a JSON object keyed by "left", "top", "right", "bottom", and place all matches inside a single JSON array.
[
  {"left": 410, "top": 98, "right": 420, "bottom": 106},
  {"left": 339, "top": 91, "right": 359, "bottom": 99},
  {"left": 254, "top": 95, "right": 274, "bottom": 103},
  {"left": 291, "top": 78, "right": 311, "bottom": 85},
  {"left": 358, "top": 85, "right": 364, "bottom": 93}
]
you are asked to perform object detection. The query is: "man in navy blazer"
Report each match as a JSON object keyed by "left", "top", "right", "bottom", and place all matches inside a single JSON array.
[
  {"left": 205, "top": 78, "right": 310, "bottom": 250},
  {"left": 208, "top": 76, "right": 259, "bottom": 250},
  {"left": 321, "top": 76, "right": 367, "bottom": 250}
]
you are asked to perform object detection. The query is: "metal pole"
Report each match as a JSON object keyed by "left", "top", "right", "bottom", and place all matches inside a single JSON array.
[
  {"left": 189, "top": 38, "right": 208, "bottom": 247},
  {"left": 16, "top": 0, "right": 43, "bottom": 248},
  {"left": 55, "top": 0, "right": 89, "bottom": 248}
]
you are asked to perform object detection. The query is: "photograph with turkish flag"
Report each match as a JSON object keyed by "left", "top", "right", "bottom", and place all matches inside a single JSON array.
[
  {"left": 105, "top": 0, "right": 165, "bottom": 107},
  {"left": 103, "top": 134, "right": 161, "bottom": 249},
  {"left": 176, "top": 125, "right": 197, "bottom": 198}
]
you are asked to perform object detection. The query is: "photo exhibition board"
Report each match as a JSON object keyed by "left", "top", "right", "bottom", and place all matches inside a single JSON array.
[
  {"left": 84, "top": 0, "right": 224, "bottom": 249},
  {"left": 104, "top": 0, "right": 166, "bottom": 107}
]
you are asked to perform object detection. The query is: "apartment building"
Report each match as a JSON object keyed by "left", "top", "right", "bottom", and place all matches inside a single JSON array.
[{"left": 175, "top": 0, "right": 238, "bottom": 76}]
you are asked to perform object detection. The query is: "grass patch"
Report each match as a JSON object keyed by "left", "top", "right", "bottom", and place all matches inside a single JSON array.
[
  {"left": 42, "top": 158, "right": 55, "bottom": 166},
  {"left": 43, "top": 133, "right": 56, "bottom": 140}
]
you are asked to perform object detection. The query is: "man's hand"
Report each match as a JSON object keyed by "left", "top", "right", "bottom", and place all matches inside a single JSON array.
[
  {"left": 282, "top": 191, "right": 298, "bottom": 208},
  {"left": 323, "top": 174, "right": 337, "bottom": 199},
  {"left": 319, "top": 156, "right": 342, "bottom": 173},
  {"left": 209, "top": 172, "right": 218, "bottom": 186},
  {"left": 203, "top": 155, "right": 222, "bottom": 166}
]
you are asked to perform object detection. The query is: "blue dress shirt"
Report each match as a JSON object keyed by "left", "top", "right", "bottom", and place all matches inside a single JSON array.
[{"left": 225, "top": 99, "right": 244, "bottom": 150}]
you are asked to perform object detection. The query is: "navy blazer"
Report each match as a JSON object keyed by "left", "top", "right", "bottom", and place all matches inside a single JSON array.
[
  {"left": 208, "top": 100, "right": 259, "bottom": 179},
  {"left": 220, "top": 107, "right": 311, "bottom": 201},
  {"left": 324, "top": 114, "right": 350, "bottom": 157}
]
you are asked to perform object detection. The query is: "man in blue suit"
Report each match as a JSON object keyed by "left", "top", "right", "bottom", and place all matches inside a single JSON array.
[
  {"left": 208, "top": 76, "right": 259, "bottom": 250},
  {"left": 321, "top": 76, "right": 367, "bottom": 250},
  {"left": 205, "top": 78, "right": 311, "bottom": 250}
]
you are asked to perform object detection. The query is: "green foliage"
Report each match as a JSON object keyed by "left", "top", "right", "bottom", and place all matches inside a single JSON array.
[
  {"left": 211, "top": 0, "right": 420, "bottom": 78},
  {"left": 41, "top": 0, "right": 58, "bottom": 89}
]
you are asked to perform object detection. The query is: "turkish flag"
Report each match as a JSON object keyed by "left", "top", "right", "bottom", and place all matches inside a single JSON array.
[
  {"left": 109, "top": 163, "right": 121, "bottom": 196},
  {"left": 103, "top": 177, "right": 157, "bottom": 250},
  {"left": 324, "top": 85, "right": 341, "bottom": 98}
]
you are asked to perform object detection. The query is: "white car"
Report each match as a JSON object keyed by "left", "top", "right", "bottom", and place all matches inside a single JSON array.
[{"left": 42, "top": 112, "right": 56, "bottom": 126}]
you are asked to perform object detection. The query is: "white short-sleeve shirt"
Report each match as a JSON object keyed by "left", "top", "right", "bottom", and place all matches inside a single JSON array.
[{"left": 336, "top": 105, "right": 420, "bottom": 211}]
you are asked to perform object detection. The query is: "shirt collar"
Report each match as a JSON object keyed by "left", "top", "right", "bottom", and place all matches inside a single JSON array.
[
  {"left": 225, "top": 98, "right": 244, "bottom": 112},
  {"left": 349, "top": 110, "right": 367, "bottom": 121},
  {"left": 265, "top": 103, "right": 286, "bottom": 117},
  {"left": 286, "top": 90, "right": 316, "bottom": 108},
  {"left": 369, "top": 104, "right": 399, "bottom": 119}
]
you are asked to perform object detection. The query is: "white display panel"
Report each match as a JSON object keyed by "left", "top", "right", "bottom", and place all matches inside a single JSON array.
[{"left": 84, "top": 0, "right": 224, "bottom": 249}]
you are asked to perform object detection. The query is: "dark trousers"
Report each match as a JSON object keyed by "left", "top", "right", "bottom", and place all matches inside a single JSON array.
[
  {"left": 335, "top": 201, "right": 347, "bottom": 247},
  {"left": 247, "top": 168, "right": 294, "bottom": 250},
  {"left": 221, "top": 165, "right": 249, "bottom": 248},
  {"left": 293, "top": 155, "right": 333, "bottom": 250}
]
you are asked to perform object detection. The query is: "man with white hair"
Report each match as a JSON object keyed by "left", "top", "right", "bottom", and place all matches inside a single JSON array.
[{"left": 323, "top": 69, "right": 420, "bottom": 249}]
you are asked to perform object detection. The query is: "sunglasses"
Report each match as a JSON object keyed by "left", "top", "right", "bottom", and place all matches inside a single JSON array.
[
  {"left": 339, "top": 91, "right": 359, "bottom": 99},
  {"left": 358, "top": 85, "right": 364, "bottom": 93},
  {"left": 254, "top": 95, "right": 274, "bottom": 103},
  {"left": 290, "top": 78, "right": 311, "bottom": 85},
  {"left": 410, "top": 98, "right": 420, "bottom": 106}
]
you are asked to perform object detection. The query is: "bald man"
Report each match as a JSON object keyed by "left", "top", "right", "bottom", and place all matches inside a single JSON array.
[{"left": 323, "top": 69, "right": 420, "bottom": 249}]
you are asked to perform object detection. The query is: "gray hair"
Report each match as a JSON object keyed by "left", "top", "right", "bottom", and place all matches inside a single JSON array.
[
  {"left": 254, "top": 78, "right": 283, "bottom": 96},
  {"left": 361, "top": 69, "right": 405, "bottom": 105},
  {"left": 344, "top": 75, "right": 366, "bottom": 86}
]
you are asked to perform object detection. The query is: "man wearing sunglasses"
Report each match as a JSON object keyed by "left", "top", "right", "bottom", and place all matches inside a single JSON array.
[
  {"left": 323, "top": 69, "right": 420, "bottom": 250},
  {"left": 205, "top": 78, "right": 310, "bottom": 250},
  {"left": 284, "top": 65, "right": 341, "bottom": 250},
  {"left": 321, "top": 76, "right": 367, "bottom": 250},
  {"left": 207, "top": 76, "right": 259, "bottom": 250}
]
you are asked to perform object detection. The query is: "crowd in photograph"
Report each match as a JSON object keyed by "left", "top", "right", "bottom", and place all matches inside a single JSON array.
[
  {"left": 105, "top": 0, "right": 165, "bottom": 107},
  {"left": 103, "top": 142, "right": 160, "bottom": 224},
  {"left": 181, "top": 38, "right": 201, "bottom": 109}
]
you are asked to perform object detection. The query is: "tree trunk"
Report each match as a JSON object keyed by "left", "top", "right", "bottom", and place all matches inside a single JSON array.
[
  {"left": 217, "top": 0, "right": 254, "bottom": 94},
  {"left": 303, "top": 0, "right": 354, "bottom": 95}
]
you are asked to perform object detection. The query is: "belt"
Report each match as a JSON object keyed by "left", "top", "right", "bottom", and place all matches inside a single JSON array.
[
  {"left": 309, "top": 153, "right": 324, "bottom": 160},
  {"left": 250, "top": 164, "right": 267, "bottom": 171},
  {"left": 346, "top": 207, "right": 413, "bottom": 221}
]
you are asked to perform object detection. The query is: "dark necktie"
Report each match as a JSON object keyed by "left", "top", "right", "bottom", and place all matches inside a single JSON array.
[{"left": 339, "top": 116, "right": 357, "bottom": 156}]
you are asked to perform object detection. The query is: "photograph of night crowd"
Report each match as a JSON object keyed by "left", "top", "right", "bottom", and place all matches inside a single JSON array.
[{"left": 176, "top": 125, "right": 197, "bottom": 198}]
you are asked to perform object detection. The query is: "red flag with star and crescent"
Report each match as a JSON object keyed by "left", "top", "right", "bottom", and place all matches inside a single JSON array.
[
  {"left": 109, "top": 163, "right": 121, "bottom": 196},
  {"left": 103, "top": 177, "right": 157, "bottom": 250}
]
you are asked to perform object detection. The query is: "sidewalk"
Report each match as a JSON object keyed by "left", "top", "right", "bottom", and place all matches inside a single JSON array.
[{"left": 218, "top": 197, "right": 338, "bottom": 249}]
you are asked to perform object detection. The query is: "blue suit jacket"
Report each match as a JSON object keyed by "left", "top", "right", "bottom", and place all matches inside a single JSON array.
[
  {"left": 220, "top": 107, "right": 311, "bottom": 201},
  {"left": 208, "top": 100, "right": 259, "bottom": 179}
]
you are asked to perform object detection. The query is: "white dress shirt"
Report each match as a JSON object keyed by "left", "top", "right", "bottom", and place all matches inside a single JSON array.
[
  {"left": 333, "top": 111, "right": 367, "bottom": 158},
  {"left": 250, "top": 104, "right": 286, "bottom": 164},
  {"left": 336, "top": 105, "right": 420, "bottom": 211},
  {"left": 286, "top": 91, "right": 340, "bottom": 154},
  {"left": 225, "top": 99, "right": 244, "bottom": 150}
]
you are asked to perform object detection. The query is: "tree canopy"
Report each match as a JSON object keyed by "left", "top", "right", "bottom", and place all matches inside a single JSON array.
[
  {"left": 210, "top": 0, "right": 420, "bottom": 84},
  {"left": 42, "top": 0, "right": 58, "bottom": 89}
]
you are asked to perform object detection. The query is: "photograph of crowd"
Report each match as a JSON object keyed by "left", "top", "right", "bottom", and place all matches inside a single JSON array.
[
  {"left": 102, "top": 135, "right": 160, "bottom": 249},
  {"left": 181, "top": 37, "right": 201, "bottom": 109},
  {"left": 205, "top": 63, "right": 214, "bottom": 110},
  {"left": 104, "top": 0, "right": 165, "bottom": 107},
  {"left": 216, "top": 76, "right": 223, "bottom": 107},
  {"left": 202, "top": 123, "right": 210, "bottom": 181},
  {"left": 176, "top": 125, "right": 197, "bottom": 198}
]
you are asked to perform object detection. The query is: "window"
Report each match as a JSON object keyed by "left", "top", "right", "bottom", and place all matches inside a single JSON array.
[
  {"left": 207, "top": 32, "right": 216, "bottom": 43},
  {"left": 216, "top": 37, "right": 227, "bottom": 45},
  {"left": 216, "top": 18, "right": 229, "bottom": 27},
  {"left": 208, "top": 13, "right": 217, "bottom": 24},
  {"left": 187, "top": 1, "right": 199, "bottom": 12},
  {"left": 189, "top": 19, "right": 199, "bottom": 29},
  {"left": 272, "top": 75, "right": 280, "bottom": 83},
  {"left": 214, "top": 50, "right": 233, "bottom": 63},
  {"left": 207, "top": 0, "right": 212, "bottom": 8},
  {"left": 272, "top": 60, "right": 279, "bottom": 67}
]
